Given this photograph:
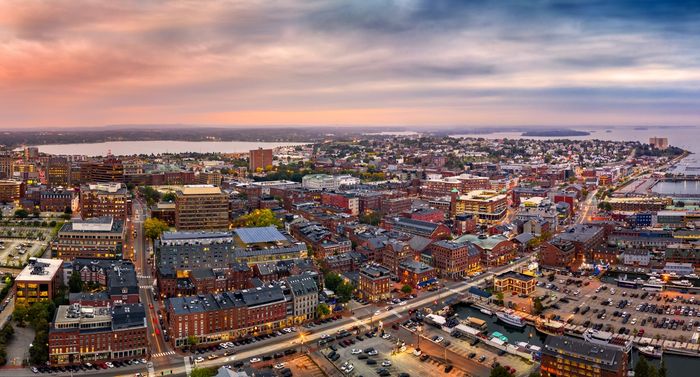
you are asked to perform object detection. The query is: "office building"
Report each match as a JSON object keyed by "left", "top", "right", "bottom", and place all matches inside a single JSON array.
[
  {"left": 249, "top": 148, "right": 273, "bottom": 172},
  {"left": 80, "top": 182, "right": 128, "bottom": 220},
  {"left": 52, "top": 217, "right": 125, "bottom": 260},
  {"left": 540, "top": 335, "right": 628, "bottom": 377},
  {"left": 15, "top": 258, "right": 64, "bottom": 305},
  {"left": 175, "top": 185, "right": 229, "bottom": 231}
]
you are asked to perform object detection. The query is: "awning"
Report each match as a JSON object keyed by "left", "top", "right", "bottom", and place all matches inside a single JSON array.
[{"left": 417, "top": 277, "right": 438, "bottom": 287}]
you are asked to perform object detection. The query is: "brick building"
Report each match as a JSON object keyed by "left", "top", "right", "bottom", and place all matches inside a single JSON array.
[
  {"left": 358, "top": 265, "right": 391, "bottom": 303},
  {"left": 428, "top": 240, "right": 481, "bottom": 278},
  {"left": 15, "top": 258, "right": 64, "bottom": 305},
  {"left": 175, "top": 185, "right": 229, "bottom": 231},
  {"left": 80, "top": 182, "right": 128, "bottom": 220},
  {"left": 52, "top": 217, "right": 125, "bottom": 260}
]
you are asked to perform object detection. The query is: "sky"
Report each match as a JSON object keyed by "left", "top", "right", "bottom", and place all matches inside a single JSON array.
[{"left": 1, "top": 0, "right": 700, "bottom": 129}]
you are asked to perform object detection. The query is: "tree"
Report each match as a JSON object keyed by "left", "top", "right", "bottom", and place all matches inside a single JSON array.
[
  {"left": 324, "top": 272, "right": 343, "bottom": 292},
  {"left": 162, "top": 192, "right": 176, "bottom": 202},
  {"left": 635, "top": 356, "right": 651, "bottom": 377},
  {"left": 12, "top": 304, "right": 28, "bottom": 327},
  {"left": 68, "top": 271, "right": 83, "bottom": 293},
  {"left": 233, "top": 209, "right": 282, "bottom": 228},
  {"left": 144, "top": 218, "right": 169, "bottom": 240},
  {"left": 359, "top": 211, "right": 382, "bottom": 226},
  {"left": 316, "top": 303, "right": 331, "bottom": 318},
  {"left": 336, "top": 282, "right": 355, "bottom": 303},
  {"left": 490, "top": 365, "right": 512, "bottom": 377},
  {"left": 14, "top": 209, "right": 28, "bottom": 219},
  {"left": 533, "top": 297, "right": 544, "bottom": 314},
  {"left": 187, "top": 335, "right": 199, "bottom": 349},
  {"left": 401, "top": 284, "right": 413, "bottom": 295},
  {"left": 189, "top": 367, "right": 218, "bottom": 377}
]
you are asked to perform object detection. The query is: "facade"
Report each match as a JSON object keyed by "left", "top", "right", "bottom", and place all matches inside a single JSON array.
[
  {"left": 493, "top": 271, "right": 536, "bottom": 296},
  {"left": 398, "top": 260, "right": 437, "bottom": 288},
  {"left": 15, "top": 258, "right": 64, "bottom": 305},
  {"left": 382, "top": 217, "right": 452, "bottom": 240},
  {"left": 428, "top": 240, "right": 481, "bottom": 278},
  {"left": 539, "top": 239, "right": 578, "bottom": 269},
  {"left": 164, "top": 286, "right": 290, "bottom": 347},
  {"left": 456, "top": 234, "right": 517, "bottom": 268},
  {"left": 621, "top": 250, "right": 651, "bottom": 266},
  {"left": 540, "top": 335, "right": 628, "bottom": 377},
  {"left": 249, "top": 148, "right": 273, "bottom": 172},
  {"left": 52, "top": 217, "right": 125, "bottom": 260},
  {"left": 79, "top": 158, "right": 124, "bottom": 183},
  {"left": 358, "top": 264, "right": 391, "bottom": 302},
  {"left": 48, "top": 304, "right": 148, "bottom": 366},
  {"left": 302, "top": 174, "right": 360, "bottom": 190},
  {"left": 286, "top": 274, "right": 319, "bottom": 324},
  {"left": 321, "top": 192, "right": 360, "bottom": 215},
  {"left": 47, "top": 157, "right": 71, "bottom": 187},
  {"left": 454, "top": 190, "right": 508, "bottom": 224},
  {"left": 382, "top": 240, "right": 414, "bottom": 276},
  {"left": 80, "top": 182, "right": 128, "bottom": 220},
  {"left": 421, "top": 174, "right": 490, "bottom": 197},
  {"left": 40, "top": 188, "right": 79, "bottom": 213},
  {"left": 0, "top": 179, "right": 24, "bottom": 202},
  {"left": 175, "top": 185, "right": 229, "bottom": 231}
]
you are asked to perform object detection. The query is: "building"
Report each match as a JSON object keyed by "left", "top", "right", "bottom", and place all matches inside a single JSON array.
[
  {"left": 381, "top": 217, "right": 452, "bottom": 240},
  {"left": 290, "top": 222, "right": 350, "bottom": 259},
  {"left": 539, "top": 239, "right": 578, "bottom": 270},
  {"left": 428, "top": 240, "right": 481, "bottom": 278},
  {"left": 249, "top": 148, "right": 273, "bottom": 172},
  {"left": 80, "top": 182, "right": 128, "bottom": 220},
  {"left": 358, "top": 264, "right": 391, "bottom": 302},
  {"left": 232, "top": 226, "right": 309, "bottom": 264},
  {"left": 540, "top": 335, "right": 628, "bottom": 377},
  {"left": 15, "top": 258, "right": 64, "bottom": 305},
  {"left": 40, "top": 188, "right": 79, "bottom": 213},
  {"left": 52, "top": 217, "right": 125, "bottom": 260},
  {"left": 649, "top": 137, "right": 669, "bottom": 150},
  {"left": 454, "top": 190, "right": 508, "bottom": 224},
  {"left": 48, "top": 304, "right": 148, "bottom": 366},
  {"left": 421, "top": 174, "right": 490, "bottom": 197},
  {"left": 79, "top": 157, "right": 124, "bottom": 183},
  {"left": 286, "top": 274, "right": 319, "bottom": 324},
  {"left": 398, "top": 260, "right": 437, "bottom": 289},
  {"left": 163, "top": 286, "right": 290, "bottom": 347},
  {"left": 301, "top": 174, "right": 360, "bottom": 190},
  {"left": 67, "top": 259, "right": 139, "bottom": 304},
  {"left": 554, "top": 224, "right": 606, "bottom": 261},
  {"left": 621, "top": 250, "right": 651, "bottom": 266},
  {"left": 493, "top": 271, "right": 536, "bottom": 296},
  {"left": 321, "top": 192, "right": 360, "bottom": 215},
  {"left": 0, "top": 179, "right": 23, "bottom": 202},
  {"left": 47, "top": 157, "right": 71, "bottom": 187},
  {"left": 0, "top": 152, "right": 13, "bottom": 179},
  {"left": 456, "top": 234, "right": 517, "bottom": 268},
  {"left": 175, "top": 185, "right": 229, "bottom": 231}
]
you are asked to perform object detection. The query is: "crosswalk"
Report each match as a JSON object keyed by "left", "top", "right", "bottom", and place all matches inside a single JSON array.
[
  {"left": 152, "top": 351, "right": 176, "bottom": 358},
  {"left": 138, "top": 275, "right": 152, "bottom": 279},
  {"left": 183, "top": 356, "right": 192, "bottom": 376},
  {"left": 140, "top": 285, "right": 153, "bottom": 289}
]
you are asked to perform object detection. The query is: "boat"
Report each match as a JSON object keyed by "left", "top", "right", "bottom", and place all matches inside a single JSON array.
[
  {"left": 491, "top": 331, "right": 509, "bottom": 343},
  {"left": 670, "top": 280, "right": 693, "bottom": 287},
  {"left": 480, "top": 308, "right": 493, "bottom": 316},
  {"left": 466, "top": 316, "right": 487, "bottom": 330},
  {"left": 535, "top": 318, "right": 565, "bottom": 336},
  {"left": 495, "top": 310, "right": 526, "bottom": 328},
  {"left": 637, "top": 345, "right": 663, "bottom": 359},
  {"left": 642, "top": 277, "right": 665, "bottom": 292},
  {"left": 616, "top": 274, "right": 640, "bottom": 288},
  {"left": 684, "top": 273, "right": 699, "bottom": 279}
]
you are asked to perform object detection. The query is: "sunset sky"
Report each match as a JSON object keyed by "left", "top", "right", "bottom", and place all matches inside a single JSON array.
[{"left": 1, "top": 0, "right": 699, "bottom": 129}]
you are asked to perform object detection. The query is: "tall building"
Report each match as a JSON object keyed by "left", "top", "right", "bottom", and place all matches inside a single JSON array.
[
  {"left": 175, "top": 184, "right": 229, "bottom": 231},
  {"left": 80, "top": 157, "right": 124, "bottom": 183},
  {"left": 0, "top": 152, "right": 13, "bottom": 179},
  {"left": 24, "top": 146, "right": 39, "bottom": 161},
  {"left": 80, "top": 182, "right": 128, "bottom": 220},
  {"left": 649, "top": 137, "right": 669, "bottom": 150},
  {"left": 541, "top": 335, "right": 628, "bottom": 377},
  {"left": 249, "top": 148, "right": 273, "bottom": 172},
  {"left": 47, "top": 157, "right": 71, "bottom": 187},
  {"left": 454, "top": 189, "right": 508, "bottom": 224}
]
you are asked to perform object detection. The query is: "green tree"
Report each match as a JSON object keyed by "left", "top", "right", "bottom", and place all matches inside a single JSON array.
[
  {"left": 336, "top": 282, "right": 355, "bottom": 303},
  {"left": 401, "top": 284, "right": 413, "bottom": 295},
  {"left": 233, "top": 209, "right": 281, "bottom": 228},
  {"left": 144, "top": 218, "right": 169, "bottom": 240},
  {"left": 12, "top": 304, "right": 28, "bottom": 327},
  {"left": 324, "top": 272, "right": 343, "bottom": 292},
  {"left": 68, "top": 271, "right": 83, "bottom": 293},
  {"left": 162, "top": 192, "right": 176, "bottom": 202},
  {"left": 14, "top": 209, "right": 28, "bottom": 219},
  {"left": 490, "top": 365, "right": 512, "bottom": 377},
  {"left": 189, "top": 367, "right": 218, "bottom": 377},
  {"left": 316, "top": 303, "right": 331, "bottom": 318},
  {"left": 359, "top": 211, "right": 382, "bottom": 226},
  {"left": 635, "top": 356, "right": 651, "bottom": 377},
  {"left": 533, "top": 297, "right": 544, "bottom": 314}
]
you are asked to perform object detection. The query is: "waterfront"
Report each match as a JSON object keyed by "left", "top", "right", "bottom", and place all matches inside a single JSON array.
[
  {"left": 652, "top": 180, "right": 700, "bottom": 196},
  {"left": 453, "top": 303, "right": 698, "bottom": 377},
  {"left": 27, "top": 140, "right": 309, "bottom": 156}
]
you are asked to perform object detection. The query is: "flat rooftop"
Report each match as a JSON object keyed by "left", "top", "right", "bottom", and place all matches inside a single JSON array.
[
  {"left": 180, "top": 184, "right": 222, "bottom": 195},
  {"left": 16, "top": 258, "right": 62, "bottom": 282}
]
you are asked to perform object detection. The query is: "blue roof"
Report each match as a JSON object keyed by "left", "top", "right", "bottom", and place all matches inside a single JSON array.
[
  {"left": 468, "top": 286, "right": 492, "bottom": 298},
  {"left": 234, "top": 226, "right": 287, "bottom": 244}
]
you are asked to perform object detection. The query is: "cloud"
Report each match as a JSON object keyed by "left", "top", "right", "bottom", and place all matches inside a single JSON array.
[{"left": 0, "top": 0, "right": 699, "bottom": 128}]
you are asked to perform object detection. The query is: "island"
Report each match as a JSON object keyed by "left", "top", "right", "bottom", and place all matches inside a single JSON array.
[{"left": 521, "top": 129, "right": 591, "bottom": 137}]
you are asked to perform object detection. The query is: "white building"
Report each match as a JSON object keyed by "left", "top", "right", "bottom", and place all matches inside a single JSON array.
[
  {"left": 302, "top": 174, "right": 360, "bottom": 190},
  {"left": 621, "top": 250, "right": 651, "bottom": 266}
]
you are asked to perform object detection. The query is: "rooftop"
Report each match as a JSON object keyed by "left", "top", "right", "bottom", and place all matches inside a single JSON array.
[
  {"left": 179, "top": 184, "right": 223, "bottom": 195},
  {"left": 16, "top": 258, "right": 62, "bottom": 282},
  {"left": 235, "top": 226, "right": 287, "bottom": 244},
  {"left": 543, "top": 335, "right": 625, "bottom": 372}
]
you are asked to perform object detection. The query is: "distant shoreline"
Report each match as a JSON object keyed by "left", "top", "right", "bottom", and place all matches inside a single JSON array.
[{"left": 520, "top": 130, "right": 591, "bottom": 137}]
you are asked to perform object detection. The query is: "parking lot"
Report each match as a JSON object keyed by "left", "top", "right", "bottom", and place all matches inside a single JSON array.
[
  {"left": 320, "top": 328, "right": 468, "bottom": 377},
  {"left": 0, "top": 238, "right": 46, "bottom": 267},
  {"left": 540, "top": 271, "right": 700, "bottom": 342}
]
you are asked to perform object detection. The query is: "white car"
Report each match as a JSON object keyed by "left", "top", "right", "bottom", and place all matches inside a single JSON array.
[
  {"left": 435, "top": 336, "right": 444, "bottom": 343},
  {"left": 413, "top": 349, "right": 422, "bottom": 356},
  {"left": 250, "top": 357, "right": 262, "bottom": 363},
  {"left": 399, "top": 301, "right": 407, "bottom": 306},
  {"left": 375, "top": 310, "right": 382, "bottom": 316},
  {"left": 321, "top": 334, "right": 330, "bottom": 339},
  {"left": 105, "top": 362, "right": 114, "bottom": 368},
  {"left": 368, "top": 350, "right": 378, "bottom": 356},
  {"left": 194, "top": 357, "right": 204, "bottom": 363},
  {"left": 351, "top": 348, "right": 363, "bottom": 355},
  {"left": 382, "top": 360, "right": 392, "bottom": 367},
  {"left": 382, "top": 333, "right": 391, "bottom": 339},
  {"left": 274, "top": 363, "right": 286, "bottom": 369}
]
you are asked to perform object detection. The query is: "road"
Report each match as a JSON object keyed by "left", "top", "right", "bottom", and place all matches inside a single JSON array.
[{"left": 576, "top": 189, "right": 598, "bottom": 224}]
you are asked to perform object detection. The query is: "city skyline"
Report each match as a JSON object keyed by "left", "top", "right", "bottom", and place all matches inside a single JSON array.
[{"left": 1, "top": 0, "right": 700, "bottom": 129}]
